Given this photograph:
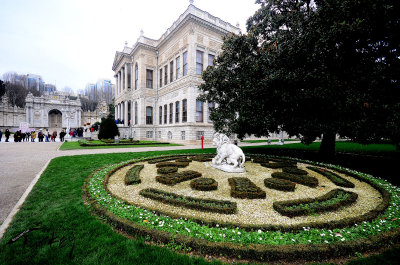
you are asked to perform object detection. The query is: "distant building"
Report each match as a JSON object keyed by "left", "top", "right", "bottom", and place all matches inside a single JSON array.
[
  {"left": 85, "top": 80, "right": 115, "bottom": 104},
  {"left": 85, "top": 83, "right": 96, "bottom": 101},
  {"left": 6, "top": 73, "right": 56, "bottom": 94}
]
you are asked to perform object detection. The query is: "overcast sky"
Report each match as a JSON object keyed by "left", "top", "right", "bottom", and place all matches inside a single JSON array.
[{"left": 0, "top": 0, "right": 259, "bottom": 92}]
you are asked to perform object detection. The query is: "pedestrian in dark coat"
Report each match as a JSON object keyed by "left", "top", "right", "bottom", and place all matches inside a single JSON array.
[
  {"left": 0, "top": 130, "right": 2, "bottom": 142},
  {"left": 5, "top": 129, "right": 10, "bottom": 142}
]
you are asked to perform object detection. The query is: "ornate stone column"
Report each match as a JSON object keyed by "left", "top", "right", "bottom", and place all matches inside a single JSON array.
[
  {"left": 118, "top": 71, "right": 121, "bottom": 94},
  {"left": 115, "top": 76, "right": 118, "bottom": 97},
  {"left": 124, "top": 100, "right": 128, "bottom": 126},
  {"left": 114, "top": 106, "right": 117, "bottom": 119},
  {"left": 125, "top": 64, "right": 128, "bottom": 90},
  {"left": 121, "top": 68, "right": 124, "bottom": 92}
]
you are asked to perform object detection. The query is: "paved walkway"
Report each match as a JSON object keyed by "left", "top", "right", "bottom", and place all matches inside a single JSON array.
[{"left": 0, "top": 139, "right": 286, "bottom": 238}]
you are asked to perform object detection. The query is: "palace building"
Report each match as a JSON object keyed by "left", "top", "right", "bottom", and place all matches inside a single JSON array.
[{"left": 112, "top": 2, "right": 240, "bottom": 143}]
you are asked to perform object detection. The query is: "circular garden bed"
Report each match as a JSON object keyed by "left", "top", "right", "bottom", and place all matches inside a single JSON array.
[{"left": 84, "top": 154, "right": 400, "bottom": 262}]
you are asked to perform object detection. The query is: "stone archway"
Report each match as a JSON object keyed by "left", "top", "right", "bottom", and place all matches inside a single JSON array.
[{"left": 48, "top": 109, "right": 62, "bottom": 128}]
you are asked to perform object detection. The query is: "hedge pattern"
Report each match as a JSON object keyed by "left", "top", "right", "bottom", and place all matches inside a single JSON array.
[
  {"left": 147, "top": 156, "right": 183, "bottom": 164},
  {"left": 261, "top": 162, "right": 295, "bottom": 169},
  {"left": 273, "top": 189, "right": 358, "bottom": 217},
  {"left": 124, "top": 165, "right": 144, "bottom": 185},
  {"left": 282, "top": 167, "right": 308, "bottom": 175},
  {"left": 139, "top": 188, "right": 236, "bottom": 214},
  {"left": 192, "top": 155, "right": 214, "bottom": 162},
  {"left": 271, "top": 171, "right": 319, "bottom": 188},
  {"left": 264, "top": 178, "right": 296, "bottom": 192},
  {"left": 156, "top": 170, "right": 202, "bottom": 186},
  {"left": 307, "top": 166, "right": 355, "bottom": 188},
  {"left": 157, "top": 166, "right": 178, "bottom": 175},
  {"left": 228, "top": 177, "right": 266, "bottom": 199},
  {"left": 156, "top": 161, "right": 189, "bottom": 168},
  {"left": 190, "top": 178, "right": 218, "bottom": 191},
  {"left": 78, "top": 139, "right": 170, "bottom": 147}
]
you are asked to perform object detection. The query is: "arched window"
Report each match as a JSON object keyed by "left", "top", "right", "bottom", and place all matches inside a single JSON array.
[
  {"left": 146, "top": 106, "right": 153, "bottom": 125},
  {"left": 159, "top": 106, "right": 162, "bottom": 124},
  {"left": 196, "top": 100, "right": 203, "bottom": 123},
  {"left": 135, "top": 63, "right": 138, "bottom": 90}
]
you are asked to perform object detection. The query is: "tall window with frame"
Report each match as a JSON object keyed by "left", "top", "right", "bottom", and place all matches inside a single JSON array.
[
  {"left": 169, "top": 103, "right": 173, "bottom": 124},
  {"left": 169, "top": 61, "right": 173, "bottom": 83},
  {"left": 175, "top": 101, "right": 180, "bottom": 123},
  {"left": 159, "top": 68, "right": 163, "bottom": 88},
  {"left": 146, "top": 69, "right": 153, "bottom": 88},
  {"left": 182, "top": 99, "right": 187, "bottom": 122},
  {"left": 176, "top": 56, "right": 181, "bottom": 79},
  {"left": 208, "top": 54, "right": 215, "bottom": 67},
  {"left": 127, "top": 64, "right": 131, "bottom": 89},
  {"left": 183, "top": 51, "right": 188, "bottom": 76},
  {"left": 135, "top": 64, "right": 138, "bottom": 89},
  {"left": 164, "top": 65, "right": 168, "bottom": 86},
  {"left": 159, "top": 106, "right": 162, "bottom": 124},
  {"left": 196, "top": 50, "right": 204, "bottom": 74},
  {"left": 208, "top": 102, "right": 215, "bottom": 123},
  {"left": 196, "top": 100, "right": 203, "bottom": 123},
  {"left": 134, "top": 101, "right": 138, "bottom": 125},
  {"left": 146, "top": 106, "right": 153, "bottom": 125},
  {"left": 164, "top": 104, "right": 167, "bottom": 124}
]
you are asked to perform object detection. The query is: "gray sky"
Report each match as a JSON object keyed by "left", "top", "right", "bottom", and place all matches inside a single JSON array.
[{"left": 0, "top": 0, "right": 259, "bottom": 92}]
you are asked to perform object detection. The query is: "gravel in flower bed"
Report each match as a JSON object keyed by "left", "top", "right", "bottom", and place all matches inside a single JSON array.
[
  {"left": 85, "top": 155, "right": 400, "bottom": 262},
  {"left": 156, "top": 170, "right": 202, "bottom": 186},
  {"left": 228, "top": 177, "right": 267, "bottom": 199},
  {"left": 124, "top": 164, "right": 144, "bottom": 185},
  {"left": 139, "top": 188, "right": 236, "bottom": 214},
  {"left": 307, "top": 166, "right": 355, "bottom": 188},
  {"left": 190, "top": 177, "right": 218, "bottom": 191},
  {"left": 272, "top": 171, "right": 319, "bottom": 188},
  {"left": 273, "top": 189, "right": 358, "bottom": 217},
  {"left": 147, "top": 156, "right": 183, "bottom": 164},
  {"left": 156, "top": 166, "right": 178, "bottom": 175},
  {"left": 264, "top": 178, "right": 296, "bottom": 192},
  {"left": 261, "top": 162, "right": 295, "bottom": 169}
]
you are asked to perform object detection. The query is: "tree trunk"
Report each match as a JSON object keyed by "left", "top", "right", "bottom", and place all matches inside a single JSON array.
[{"left": 319, "top": 132, "right": 336, "bottom": 159}]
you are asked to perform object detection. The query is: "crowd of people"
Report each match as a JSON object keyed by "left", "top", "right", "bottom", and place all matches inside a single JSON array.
[{"left": 0, "top": 124, "right": 100, "bottom": 143}]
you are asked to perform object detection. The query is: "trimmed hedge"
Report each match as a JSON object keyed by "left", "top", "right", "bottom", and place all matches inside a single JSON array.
[
  {"left": 176, "top": 157, "right": 192, "bottom": 163},
  {"left": 264, "top": 178, "right": 296, "bottom": 192},
  {"left": 147, "top": 156, "right": 183, "bottom": 164},
  {"left": 139, "top": 188, "right": 236, "bottom": 214},
  {"left": 124, "top": 164, "right": 144, "bottom": 185},
  {"left": 156, "top": 170, "right": 202, "bottom": 186},
  {"left": 273, "top": 189, "right": 358, "bottom": 217},
  {"left": 157, "top": 166, "right": 178, "bottom": 175},
  {"left": 78, "top": 139, "right": 170, "bottom": 147},
  {"left": 271, "top": 172, "right": 318, "bottom": 188},
  {"left": 192, "top": 155, "right": 214, "bottom": 162},
  {"left": 228, "top": 177, "right": 266, "bottom": 199},
  {"left": 190, "top": 178, "right": 218, "bottom": 191},
  {"left": 156, "top": 161, "right": 189, "bottom": 168},
  {"left": 307, "top": 166, "right": 355, "bottom": 188},
  {"left": 261, "top": 162, "right": 295, "bottom": 169},
  {"left": 282, "top": 167, "right": 308, "bottom": 175}
]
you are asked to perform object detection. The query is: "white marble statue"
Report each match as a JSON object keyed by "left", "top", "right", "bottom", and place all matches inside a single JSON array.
[{"left": 211, "top": 133, "right": 246, "bottom": 173}]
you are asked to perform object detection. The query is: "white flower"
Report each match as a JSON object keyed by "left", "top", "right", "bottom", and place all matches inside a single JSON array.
[
  {"left": 258, "top": 229, "right": 262, "bottom": 234},
  {"left": 320, "top": 233, "right": 325, "bottom": 237},
  {"left": 185, "top": 227, "right": 191, "bottom": 233},
  {"left": 308, "top": 240, "right": 311, "bottom": 243},
  {"left": 324, "top": 240, "right": 329, "bottom": 243},
  {"left": 341, "top": 238, "right": 345, "bottom": 241},
  {"left": 238, "top": 232, "right": 241, "bottom": 235},
  {"left": 292, "top": 239, "right": 295, "bottom": 242},
  {"left": 259, "top": 237, "right": 262, "bottom": 240}
]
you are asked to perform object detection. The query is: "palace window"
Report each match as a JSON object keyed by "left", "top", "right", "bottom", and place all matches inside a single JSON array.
[
  {"left": 146, "top": 69, "right": 153, "bottom": 88},
  {"left": 176, "top": 56, "right": 181, "bottom": 79},
  {"left": 159, "top": 106, "right": 162, "bottom": 124},
  {"left": 159, "top": 68, "right": 163, "bottom": 88},
  {"left": 146, "top": 131, "right": 153, "bottom": 138},
  {"left": 196, "top": 131, "right": 204, "bottom": 140},
  {"left": 127, "top": 64, "right": 132, "bottom": 89},
  {"left": 134, "top": 102, "right": 138, "bottom": 125},
  {"left": 170, "top": 61, "right": 173, "bottom": 83},
  {"left": 134, "top": 63, "right": 138, "bottom": 89},
  {"left": 164, "top": 104, "right": 167, "bottom": 124},
  {"left": 196, "top": 50, "right": 204, "bottom": 74},
  {"left": 183, "top": 51, "right": 188, "bottom": 76},
  {"left": 146, "top": 106, "right": 153, "bottom": 125},
  {"left": 208, "top": 54, "right": 215, "bottom": 66},
  {"left": 182, "top": 99, "right": 187, "bottom": 122},
  {"left": 181, "top": 131, "right": 185, "bottom": 140},
  {"left": 169, "top": 103, "right": 173, "bottom": 123},
  {"left": 164, "top": 65, "right": 168, "bottom": 86},
  {"left": 175, "top": 101, "right": 180, "bottom": 123},
  {"left": 196, "top": 100, "right": 203, "bottom": 122}
]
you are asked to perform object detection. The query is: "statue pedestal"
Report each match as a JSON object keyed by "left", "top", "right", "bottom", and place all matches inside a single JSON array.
[{"left": 210, "top": 163, "right": 246, "bottom": 173}]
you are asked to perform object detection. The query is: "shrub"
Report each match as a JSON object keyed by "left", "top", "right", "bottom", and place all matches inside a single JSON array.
[
  {"left": 190, "top": 178, "right": 218, "bottom": 191},
  {"left": 176, "top": 158, "right": 192, "bottom": 163},
  {"left": 261, "top": 162, "right": 294, "bottom": 169},
  {"left": 98, "top": 113, "right": 119, "bottom": 139},
  {"left": 228, "top": 177, "right": 266, "bottom": 199},
  {"left": 264, "top": 178, "right": 296, "bottom": 192},
  {"left": 271, "top": 172, "right": 318, "bottom": 188},
  {"left": 157, "top": 166, "right": 178, "bottom": 175},
  {"left": 307, "top": 166, "right": 355, "bottom": 188},
  {"left": 139, "top": 188, "right": 236, "bottom": 214},
  {"left": 192, "top": 155, "right": 214, "bottom": 162},
  {"left": 156, "top": 170, "right": 202, "bottom": 186},
  {"left": 156, "top": 161, "right": 189, "bottom": 168},
  {"left": 125, "top": 165, "right": 144, "bottom": 185},
  {"left": 273, "top": 189, "right": 358, "bottom": 217},
  {"left": 282, "top": 167, "right": 308, "bottom": 175}
]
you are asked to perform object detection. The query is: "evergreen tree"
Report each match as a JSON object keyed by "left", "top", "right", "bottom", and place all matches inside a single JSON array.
[{"left": 98, "top": 114, "right": 119, "bottom": 140}]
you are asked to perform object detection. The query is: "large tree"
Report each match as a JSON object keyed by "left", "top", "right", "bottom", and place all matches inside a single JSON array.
[{"left": 199, "top": 0, "right": 400, "bottom": 157}]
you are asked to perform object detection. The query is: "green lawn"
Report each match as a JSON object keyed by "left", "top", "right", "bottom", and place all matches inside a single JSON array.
[
  {"left": 0, "top": 147, "right": 398, "bottom": 264},
  {"left": 59, "top": 140, "right": 181, "bottom": 150}
]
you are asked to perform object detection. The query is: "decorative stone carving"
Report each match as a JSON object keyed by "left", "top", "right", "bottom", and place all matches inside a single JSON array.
[{"left": 211, "top": 133, "right": 245, "bottom": 173}]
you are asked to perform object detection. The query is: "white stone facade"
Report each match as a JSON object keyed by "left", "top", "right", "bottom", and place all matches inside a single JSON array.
[{"left": 112, "top": 3, "right": 240, "bottom": 144}]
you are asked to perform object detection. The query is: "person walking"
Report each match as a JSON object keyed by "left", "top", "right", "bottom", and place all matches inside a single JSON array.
[
  {"left": 26, "top": 132, "right": 30, "bottom": 142},
  {"left": 5, "top": 129, "right": 10, "bottom": 142},
  {"left": 52, "top": 130, "right": 57, "bottom": 142},
  {"left": 0, "top": 129, "right": 2, "bottom": 142},
  {"left": 31, "top": 131, "right": 36, "bottom": 142}
]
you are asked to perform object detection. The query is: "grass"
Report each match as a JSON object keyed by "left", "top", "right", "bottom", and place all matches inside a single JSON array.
[
  {"left": 59, "top": 140, "right": 181, "bottom": 150},
  {"left": 0, "top": 146, "right": 399, "bottom": 264},
  {"left": 242, "top": 141, "right": 399, "bottom": 154}
]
